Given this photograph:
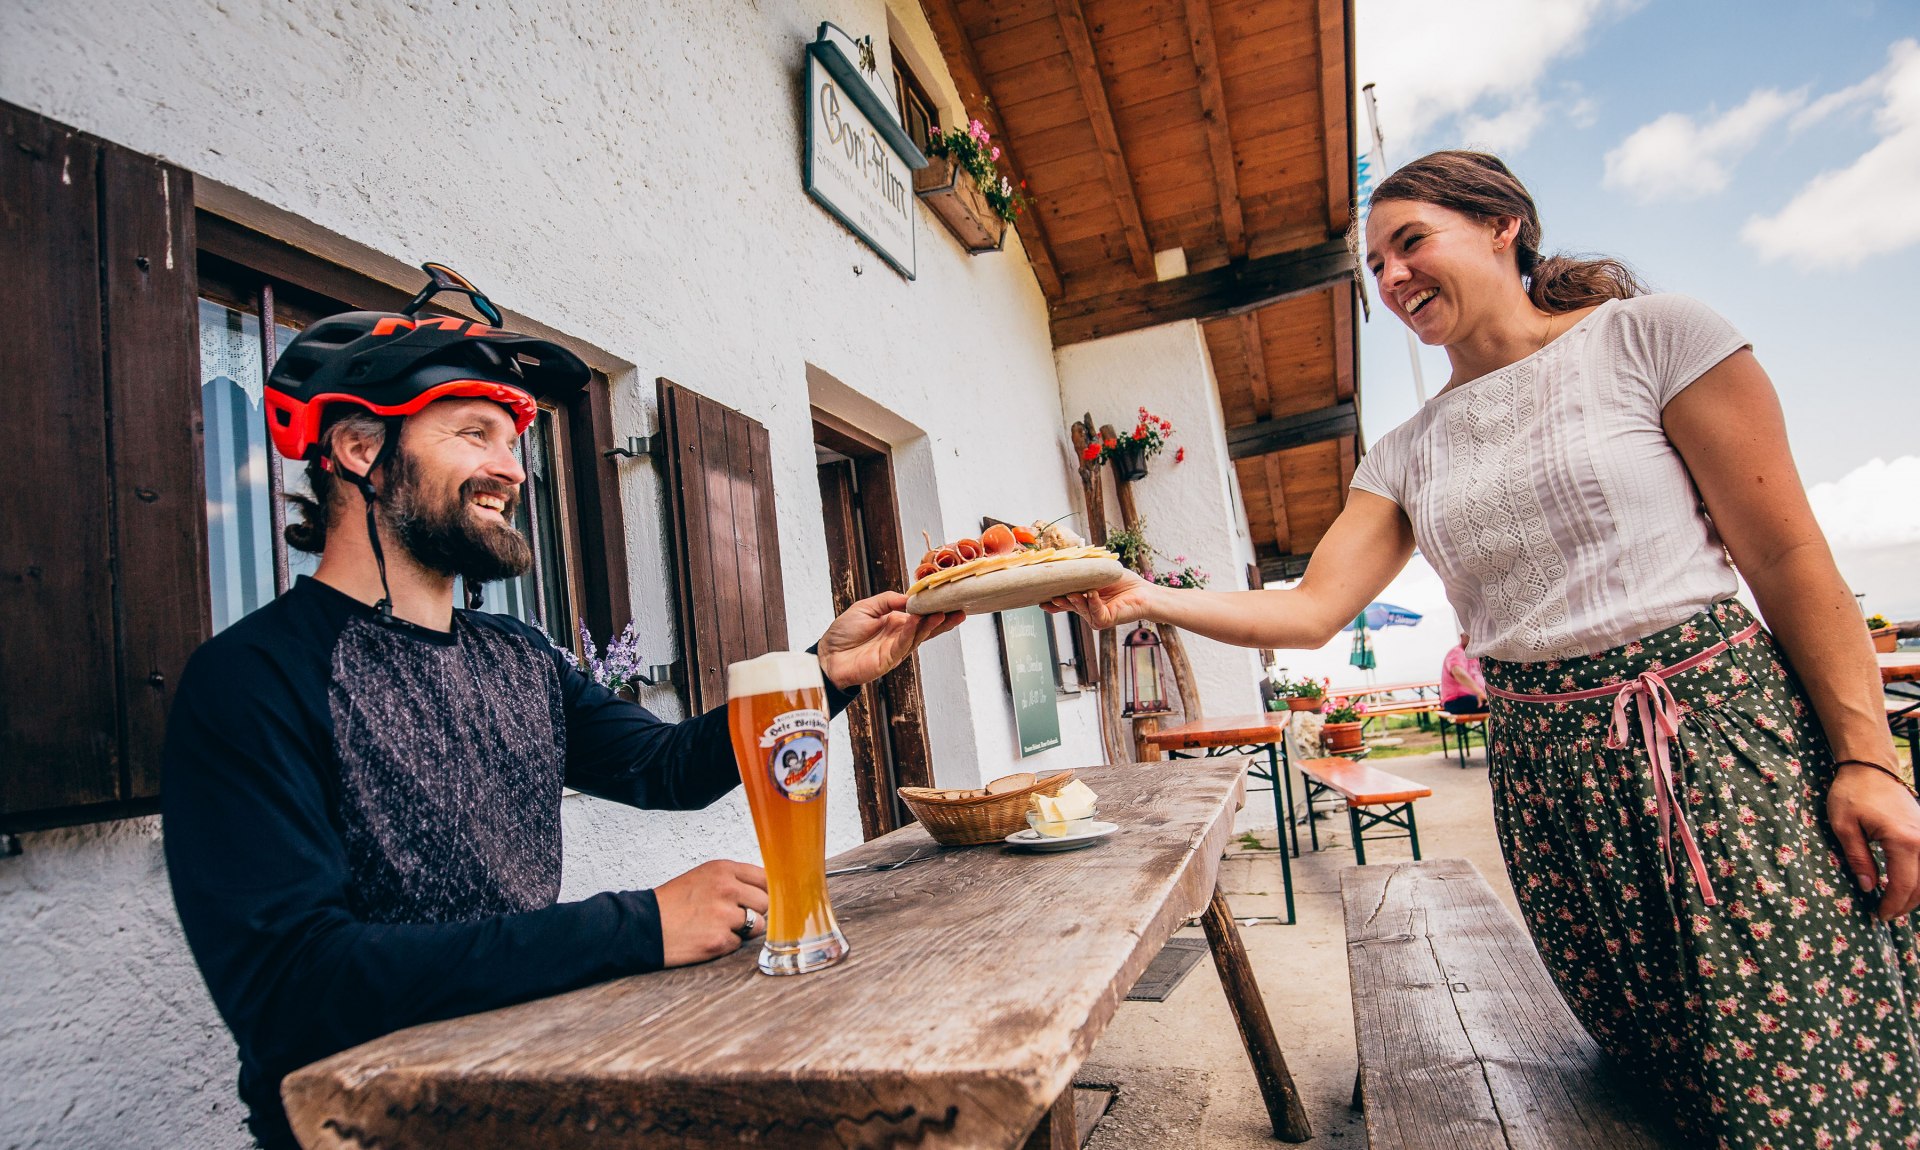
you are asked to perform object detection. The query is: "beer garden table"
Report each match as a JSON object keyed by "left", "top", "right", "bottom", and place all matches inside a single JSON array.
[
  {"left": 1881, "top": 650, "right": 1920, "bottom": 685},
  {"left": 1142, "top": 713, "right": 1301, "bottom": 925},
  {"left": 282, "top": 761, "right": 1311, "bottom": 1149}
]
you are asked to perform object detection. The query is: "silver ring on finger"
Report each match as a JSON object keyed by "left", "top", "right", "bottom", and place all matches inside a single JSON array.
[{"left": 740, "top": 906, "right": 757, "bottom": 938}]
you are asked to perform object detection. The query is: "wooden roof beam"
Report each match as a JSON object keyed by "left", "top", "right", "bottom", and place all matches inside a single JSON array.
[
  {"left": 1183, "top": 0, "right": 1247, "bottom": 260},
  {"left": 1054, "top": 0, "right": 1157, "bottom": 282},
  {"left": 1262, "top": 453, "right": 1292, "bottom": 556},
  {"left": 1242, "top": 311, "right": 1271, "bottom": 416},
  {"left": 1050, "top": 238, "right": 1354, "bottom": 345},
  {"left": 1317, "top": 0, "right": 1355, "bottom": 237},
  {"left": 1225, "top": 402, "right": 1357, "bottom": 460},
  {"left": 919, "top": 0, "right": 1064, "bottom": 299},
  {"left": 1258, "top": 551, "right": 1313, "bottom": 583}
]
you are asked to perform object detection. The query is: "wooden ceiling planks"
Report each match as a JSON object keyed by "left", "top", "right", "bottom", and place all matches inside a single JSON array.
[
  {"left": 925, "top": 0, "right": 1066, "bottom": 296},
  {"left": 1056, "top": 0, "right": 1157, "bottom": 280},
  {"left": 924, "top": 0, "right": 1360, "bottom": 564}
]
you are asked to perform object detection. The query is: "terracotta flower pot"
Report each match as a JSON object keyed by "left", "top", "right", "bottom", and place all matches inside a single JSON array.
[
  {"left": 1323, "top": 721, "right": 1365, "bottom": 753},
  {"left": 1871, "top": 626, "right": 1898, "bottom": 653},
  {"left": 1286, "top": 696, "right": 1323, "bottom": 712}
]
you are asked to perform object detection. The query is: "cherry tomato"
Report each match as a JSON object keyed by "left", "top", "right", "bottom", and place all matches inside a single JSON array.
[{"left": 1011, "top": 526, "right": 1038, "bottom": 545}]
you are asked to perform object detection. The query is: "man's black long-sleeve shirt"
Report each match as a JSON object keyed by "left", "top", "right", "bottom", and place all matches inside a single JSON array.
[{"left": 161, "top": 576, "right": 853, "bottom": 1148}]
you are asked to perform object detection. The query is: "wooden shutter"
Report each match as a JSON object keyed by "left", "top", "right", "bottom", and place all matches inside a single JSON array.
[
  {"left": 657, "top": 378, "right": 789, "bottom": 714},
  {"left": 1, "top": 101, "right": 206, "bottom": 827}
]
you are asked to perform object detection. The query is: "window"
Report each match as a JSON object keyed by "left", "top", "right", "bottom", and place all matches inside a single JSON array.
[
  {"left": 892, "top": 52, "right": 939, "bottom": 153},
  {"left": 1, "top": 95, "right": 633, "bottom": 831}
]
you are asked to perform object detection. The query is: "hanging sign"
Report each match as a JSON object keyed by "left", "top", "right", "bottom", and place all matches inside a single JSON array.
[
  {"left": 998, "top": 605, "right": 1062, "bottom": 757},
  {"left": 804, "top": 22, "right": 927, "bottom": 280}
]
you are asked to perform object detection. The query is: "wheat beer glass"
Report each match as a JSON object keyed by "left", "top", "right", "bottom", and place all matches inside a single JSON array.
[{"left": 727, "top": 652, "right": 849, "bottom": 975}]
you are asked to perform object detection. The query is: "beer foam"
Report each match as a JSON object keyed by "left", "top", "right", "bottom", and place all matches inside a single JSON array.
[{"left": 726, "top": 650, "right": 825, "bottom": 699}]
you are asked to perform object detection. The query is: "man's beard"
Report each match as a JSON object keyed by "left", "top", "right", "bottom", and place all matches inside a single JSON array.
[{"left": 380, "top": 445, "right": 532, "bottom": 583}]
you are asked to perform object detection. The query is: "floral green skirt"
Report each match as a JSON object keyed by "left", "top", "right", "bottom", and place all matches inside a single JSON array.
[{"left": 1482, "top": 600, "right": 1920, "bottom": 1150}]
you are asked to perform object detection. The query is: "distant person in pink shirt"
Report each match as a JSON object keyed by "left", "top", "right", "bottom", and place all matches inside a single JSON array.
[{"left": 1439, "top": 631, "right": 1486, "bottom": 714}]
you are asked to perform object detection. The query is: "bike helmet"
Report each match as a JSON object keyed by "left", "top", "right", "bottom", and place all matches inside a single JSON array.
[
  {"left": 264, "top": 262, "right": 589, "bottom": 460},
  {"left": 263, "top": 263, "right": 588, "bottom": 619}
]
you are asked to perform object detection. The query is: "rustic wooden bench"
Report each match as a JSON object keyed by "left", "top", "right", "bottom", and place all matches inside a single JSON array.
[
  {"left": 1295, "top": 757, "right": 1431, "bottom": 864},
  {"left": 1438, "top": 710, "right": 1489, "bottom": 767},
  {"left": 1343, "top": 859, "right": 1681, "bottom": 1149}
]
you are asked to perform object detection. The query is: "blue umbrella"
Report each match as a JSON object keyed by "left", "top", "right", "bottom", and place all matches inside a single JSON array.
[{"left": 1342, "top": 602, "right": 1424, "bottom": 632}]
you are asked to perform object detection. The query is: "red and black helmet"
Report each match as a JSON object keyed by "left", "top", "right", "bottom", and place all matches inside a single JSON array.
[{"left": 264, "top": 263, "right": 589, "bottom": 461}]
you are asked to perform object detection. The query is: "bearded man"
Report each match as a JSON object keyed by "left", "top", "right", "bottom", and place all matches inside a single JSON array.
[{"left": 161, "top": 266, "right": 961, "bottom": 1149}]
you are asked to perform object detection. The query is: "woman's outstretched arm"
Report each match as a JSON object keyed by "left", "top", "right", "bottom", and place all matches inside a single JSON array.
[
  {"left": 1045, "top": 489, "right": 1416, "bottom": 651},
  {"left": 1664, "top": 347, "right": 1919, "bottom": 919}
]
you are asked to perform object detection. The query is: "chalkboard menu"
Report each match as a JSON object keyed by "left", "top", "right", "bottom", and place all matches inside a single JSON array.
[{"left": 998, "top": 606, "right": 1061, "bottom": 757}]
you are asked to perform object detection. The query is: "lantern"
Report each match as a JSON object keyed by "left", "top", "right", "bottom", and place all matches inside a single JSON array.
[{"left": 1122, "top": 623, "right": 1171, "bottom": 716}]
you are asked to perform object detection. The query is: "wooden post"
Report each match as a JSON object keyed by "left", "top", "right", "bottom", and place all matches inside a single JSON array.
[
  {"left": 1074, "top": 416, "right": 1132, "bottom": 763},
  {"left": 1101, "top": 424, "right": 1204, "bottom": 722},
  {"left": 1133, "top": 715, "right": 1161, "bottom": 764},
  {"left": 1202, "top": 885, "right": 1314, "bottom": 1142},
  {"left": 1020, "top": 1087, "right": 1078, "bottom": 1150}
]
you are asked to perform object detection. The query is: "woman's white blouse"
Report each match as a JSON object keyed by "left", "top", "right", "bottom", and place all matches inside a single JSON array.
[{"left": 1350, "top": 294, "right": 1751, "bottom": 663}]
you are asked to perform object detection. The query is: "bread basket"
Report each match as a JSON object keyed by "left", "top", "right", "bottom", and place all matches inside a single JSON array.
[{"left": 898, "top": 770, "right": 1077, "bottom": 845}]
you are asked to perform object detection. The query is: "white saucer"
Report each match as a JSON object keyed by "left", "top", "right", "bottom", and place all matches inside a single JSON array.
[{"left": 1004, "top": 821, "right": 1119, "bottom": 852}]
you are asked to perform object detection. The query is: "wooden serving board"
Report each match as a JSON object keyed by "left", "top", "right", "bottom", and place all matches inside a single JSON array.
[{"left": 905, "top": 556, "right": 1124, "bottom": 616}]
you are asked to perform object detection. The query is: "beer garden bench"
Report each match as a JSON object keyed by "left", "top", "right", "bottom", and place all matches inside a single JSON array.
[
  {"left": 1343, "top": 859, "right": 1681, "bottom": 1149},
  {"left": 1437, "top": 710, "right": 1489, "bottom": 767},
  {"left": 1295, "top": 757, "right": 1430, "bottom": 865}
]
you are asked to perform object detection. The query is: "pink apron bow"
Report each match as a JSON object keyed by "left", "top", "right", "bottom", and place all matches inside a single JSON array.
[{"left": 1604, "top": 671, "right": 1718, "bottom": 906}]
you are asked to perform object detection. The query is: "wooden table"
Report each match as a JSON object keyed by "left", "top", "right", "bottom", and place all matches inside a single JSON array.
[
  {"left": 1881, "top": 650, "right": 1920, "bottom": 684},
  {"left": 282, "top": 762, "right": 1311, "bottom": 1149},
  {"left": 1143, "top": 713, "right": 1299, "bottom": 925}
]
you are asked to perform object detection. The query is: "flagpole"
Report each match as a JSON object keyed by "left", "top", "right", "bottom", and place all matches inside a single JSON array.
[{"left": 1361, "top": 83, "right": 1429, "bottom": 405}]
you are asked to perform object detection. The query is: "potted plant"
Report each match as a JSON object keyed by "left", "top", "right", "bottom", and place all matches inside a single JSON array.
[
  {"left": 1321, "top": 696, "right": 1367, "bottom": 753},
  {"left": 1148, "top": 556, "right": 1210, "bottom": 591},
  {"left": 1270, "top": 675, "right": 1328, "bottom": 713},
  {"left": 915, "top": 119, "right": 1030, "bottom": 253},
  {"left": 1079, "top": 408, "right": 1176, "bottom": 481},
  {"left": 1103, "top": 524, "right": 1149, "bottom": 573},
  {"left": 1867, "top": 614, "right": 1898, "bottom": 653}
]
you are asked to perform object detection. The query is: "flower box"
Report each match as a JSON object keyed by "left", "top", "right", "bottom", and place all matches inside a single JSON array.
[
  {"left": 914, "top": 155, "right": 1008, "bottom": 254},
  {"left": 1286, "top": 696, "right": 1323, "bottom": 712},
  {"left": 1871, "top": 626, "right": 1899, "bottom": 653}
]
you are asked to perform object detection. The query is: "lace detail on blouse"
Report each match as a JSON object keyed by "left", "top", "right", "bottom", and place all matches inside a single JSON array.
[
  {"left": 1348, "top": 294, "right": 1752, "bottom": 662},
  {"left": 1438, "top": 361, "right": 1581, "bottom": 658}
]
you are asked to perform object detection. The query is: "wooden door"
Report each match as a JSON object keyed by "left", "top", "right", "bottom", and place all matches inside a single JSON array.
[{"left": 813, "top": 411, "right": 933, "bottom": 839}]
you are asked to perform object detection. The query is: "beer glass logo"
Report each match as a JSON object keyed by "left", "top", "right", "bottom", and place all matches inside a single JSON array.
[{"left": 759, "top": 709, "right": 829, "bottom": 802}]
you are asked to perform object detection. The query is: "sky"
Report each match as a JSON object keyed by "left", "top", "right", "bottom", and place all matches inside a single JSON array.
[{"left": 1277, "top": 0, "right": 1920, "bottom": 689}]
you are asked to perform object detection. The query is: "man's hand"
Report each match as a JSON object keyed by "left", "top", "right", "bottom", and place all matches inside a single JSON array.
[
  {"left": 1044, "top": 570, "right": 1159, "bottom": 631},
  {"left": 654, "top": 860, "right": 769, "bottom": 967},
  {"left": 816, "top": 592, "right": 963, "bottom": 691},
  {"left": 1828, "top": 763, "right": 1920, "bottom": 921}
]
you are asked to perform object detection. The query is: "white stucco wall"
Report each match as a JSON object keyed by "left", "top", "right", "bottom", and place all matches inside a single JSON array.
[
  {"left": 1055, "top": 322, "right": 1267, "bottom": 718},
  {"left": 0, "top": 1, "right": 1106, "bottom": 1145}
]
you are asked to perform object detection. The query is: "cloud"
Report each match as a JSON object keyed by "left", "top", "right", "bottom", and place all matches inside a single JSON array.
[
  {"left": 1602, "top": 88, "right": 1806, "bottom": 202},
  {"left": 1806, "top": 455, "right": 1920, "bottom": 550},
  {"left": 1742, "top": 40, "right": 1920, "bottom": 269},
  {"left": 1357, "top": 0, "right": 1628, "bottom": 156}
]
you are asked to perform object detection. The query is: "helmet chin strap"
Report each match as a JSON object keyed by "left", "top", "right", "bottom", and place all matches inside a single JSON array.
[{"left": 327, "top": 419, "right": 406, "bottom": 621}]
